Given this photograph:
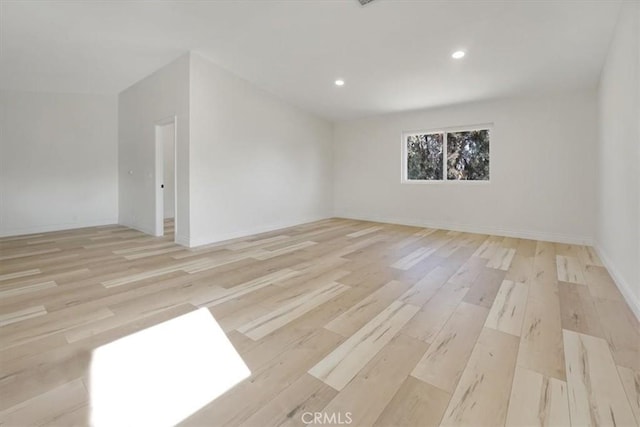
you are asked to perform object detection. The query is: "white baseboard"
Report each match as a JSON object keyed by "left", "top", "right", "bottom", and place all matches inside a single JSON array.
[
  {"left": 334, "top": 212, "right": 593, "bottom": 245},
  {"left": 118, "top": 221, "right": 156, "bottom": 237},
  {"left": 593, "top": 244, "right": 640, "bottom": 322},
  {"left": 174, "top": 233, "right": 190, "bottom": 247},
  {"left": 119, "top": 218, "right": 190, "bottom": 246},
  {"left": 188, "top": 215, "right": 332, "bottom": 248},
  {"left": 0, "top": 218, "right": 118, "bottom": 238}
]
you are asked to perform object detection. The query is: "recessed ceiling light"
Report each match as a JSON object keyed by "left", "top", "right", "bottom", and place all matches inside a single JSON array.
[
  {"left": 452, "top": 50, "right": 465, "bottom": 59},
  {"left": 335, "top": 79, "right": 345, "bottom": 86}
]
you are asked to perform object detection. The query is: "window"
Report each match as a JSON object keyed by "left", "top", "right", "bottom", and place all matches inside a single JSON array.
[
  {"left": 406, "top": 133, "right": 444, "bottom": 180},
  {"left": 402, "top": 126, "right": 490, "bottom": 182}
]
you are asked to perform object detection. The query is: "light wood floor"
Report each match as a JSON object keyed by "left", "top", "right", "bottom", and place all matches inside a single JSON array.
[{"left": 1, "top": 218, "right": 639, "bottom": 426}]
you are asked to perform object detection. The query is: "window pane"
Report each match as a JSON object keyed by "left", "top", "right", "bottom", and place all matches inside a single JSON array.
[
  {"left": 446, "top": 129, "right": 490, "bottom": 180},
  {"left": 406, "top": 133, "right": 443, "bottom": 180}
]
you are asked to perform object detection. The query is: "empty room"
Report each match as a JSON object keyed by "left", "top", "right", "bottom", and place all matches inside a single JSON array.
[{"left": 0, "top": 0, "right": 638, "bottom": 426}]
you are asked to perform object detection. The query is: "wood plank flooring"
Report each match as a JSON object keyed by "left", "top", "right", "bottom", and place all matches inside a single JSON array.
[{"left": 0, "top": 218, "right": 638, "bottom": 426}]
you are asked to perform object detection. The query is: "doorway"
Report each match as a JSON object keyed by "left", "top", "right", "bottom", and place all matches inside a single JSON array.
[{"left": 154, "top": 118, "right": 176, "bottom": 239}]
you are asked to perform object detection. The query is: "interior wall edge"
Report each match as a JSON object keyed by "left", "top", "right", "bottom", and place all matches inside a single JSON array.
[{"left": 593, "top": 242, "right": 640, "bottom": 322}]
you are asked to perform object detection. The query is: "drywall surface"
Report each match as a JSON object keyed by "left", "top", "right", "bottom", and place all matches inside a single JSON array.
[
  {"left": 188, "top": 53, "right": 333, "bottom": 246},
  {"left": 596, "top": 2, "right": 640, "bottom": 319},
  {"left": 333, "top": 90, "right": 597, "bottom": 244},
  {"left": 0, "top": 90, "right": 117, "bottom": 236},
  {"left": 118, "top": 54, "right": 189, "bottom": 243}
]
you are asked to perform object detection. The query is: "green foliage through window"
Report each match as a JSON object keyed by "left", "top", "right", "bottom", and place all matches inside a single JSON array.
[
  {"left": 405, "top": 128, "right": 490, "bottom": 181},
  {"left": 406, "top": 133, "right": 443, "bottom": 180},
  {"left": 446, "top": 130, "right": 490, "bottom": 180}
]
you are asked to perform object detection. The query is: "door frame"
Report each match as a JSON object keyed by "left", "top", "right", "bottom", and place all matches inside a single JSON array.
[{"left": 154, "top": 116, "right": 178, "bottom": 239}]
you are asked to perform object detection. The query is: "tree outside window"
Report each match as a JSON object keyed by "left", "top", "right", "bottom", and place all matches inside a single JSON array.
[{"left": 403, "top": 128, "right": 490, "bottom": 182}]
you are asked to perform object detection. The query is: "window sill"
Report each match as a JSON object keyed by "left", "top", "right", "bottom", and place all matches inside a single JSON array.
[{"left": 401, "top": 179, "right": 491, "bottom": 185}]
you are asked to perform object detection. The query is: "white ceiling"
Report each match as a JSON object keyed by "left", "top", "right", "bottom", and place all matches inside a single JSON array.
[{"left": 0, "top": 0, "right": 622, "bottom": 121}]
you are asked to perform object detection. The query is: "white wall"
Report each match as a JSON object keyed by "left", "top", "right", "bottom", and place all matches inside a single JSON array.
[
  {"left": 333, "top": 90, "right": 597, "bottom": 244},
  {"left": 596, "top": 2, "right": 640, "bottom": 319},
  {"left": 160, "top": 123, "right": 175, "bottom": 219},
  {"left": 188, "top": 53, "right": 333, "bottom": 246},
  {"left": 0, "top": 91, "right": 117, "bottom": 236},
  {"left": 118, "top": 54, "right": 189, "bottom": 243}
]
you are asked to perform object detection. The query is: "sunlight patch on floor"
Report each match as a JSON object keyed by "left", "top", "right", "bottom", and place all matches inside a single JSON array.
[{"left": 90, "top": 308, "right": 250, "bottom": 427}]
